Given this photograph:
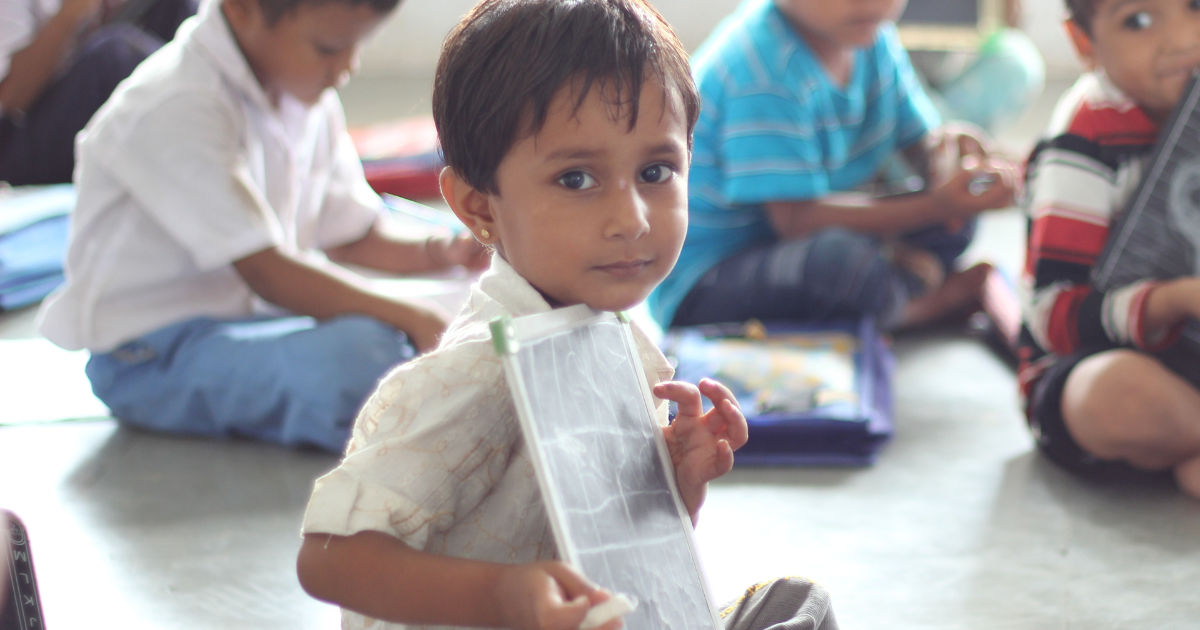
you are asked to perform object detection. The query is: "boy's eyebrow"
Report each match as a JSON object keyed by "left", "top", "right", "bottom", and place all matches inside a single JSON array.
[
  {"left": 543, "top": 148, "right": 604, "bottom": 161},
  {"left": 542, "top": 141, "right": 686, "bottom": 162},
  {"left": 1105, "top": 0, "right": 1150, "bottom": 16}
]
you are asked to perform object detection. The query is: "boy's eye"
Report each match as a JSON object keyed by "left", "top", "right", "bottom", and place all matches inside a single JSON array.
[
  {"left": 315, "top": 43, "right": 344, "bottom": 57},
  {"left": 1122, "top": 11, "right": 1153, "bottom": 29},
  {"left": 1192, "top": 0, "right": 1200, "bottom": 11},
  {"left": 638, "top": 164, "right": 674, "bottom": 184},
  {"left": 558, "top": 171, "right": 597, "bottom": 190}
]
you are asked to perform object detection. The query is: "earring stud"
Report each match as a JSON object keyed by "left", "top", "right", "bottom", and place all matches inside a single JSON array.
[{"left": 480, "top": 228, "right": 491, "bottom": 239}]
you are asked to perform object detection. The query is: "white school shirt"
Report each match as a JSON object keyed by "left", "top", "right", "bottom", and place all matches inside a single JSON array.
[
  {"left": 37, "top": 0, "right": 381, "bottom": 352},
  {"left": 302, "top": 256, "right": 674, "bottom": 630},
  {"left": 0, "top": 0, "right": 59, "bottom": 80}
]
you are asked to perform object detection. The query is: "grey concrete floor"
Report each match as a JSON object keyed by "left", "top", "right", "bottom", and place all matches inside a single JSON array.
[{"left": 2, "top": 76, "right": 1199, "bottom": 629}]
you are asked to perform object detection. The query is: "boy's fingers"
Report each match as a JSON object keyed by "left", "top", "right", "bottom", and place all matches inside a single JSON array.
[
  {"left": 653, "top": 381, "right": 704, "bottom": 418},
  {"left": 697, "top": 378, "right": 740, "bottom": 409},
  {"left": 721, "top": 399, "right": 749, "bottom": 449},
  {"left": 542, "top": 565, "right": 598, "bottom": 630},
  {"left": 715, "top": 439, "right": 735, "bottom": 475},
  {"left": 546, "top": 562, "right": 596, "bottom": 598}
]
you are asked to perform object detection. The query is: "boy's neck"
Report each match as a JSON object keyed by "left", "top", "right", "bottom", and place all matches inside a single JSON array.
[
  {"left": 220, "top": 2, "right": 285, "bottom": 109},
  {"left": 782, "top": 14, "right": 856, "bottom": 87}
]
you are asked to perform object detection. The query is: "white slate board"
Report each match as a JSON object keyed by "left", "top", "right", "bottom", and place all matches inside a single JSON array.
[{"left": 492, "top": 305, "right": 722, "bottom": 630}]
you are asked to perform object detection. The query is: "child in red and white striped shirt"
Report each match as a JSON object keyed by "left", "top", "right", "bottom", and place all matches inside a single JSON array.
[{"left": 1018, "top": 0, "right": 1200, "bottom": 497}]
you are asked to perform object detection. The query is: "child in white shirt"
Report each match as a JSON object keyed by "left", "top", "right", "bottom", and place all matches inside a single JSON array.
[
  {"left": 296, "top": 1, "right": 838, "bottom": 629},
  {"left": 37, "top": 0, "right": 485, "bottom": 452}
]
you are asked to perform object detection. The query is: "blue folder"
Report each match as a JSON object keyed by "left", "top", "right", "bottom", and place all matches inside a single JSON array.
[
  {"left": 0, "top": 185, "right": 75, "bottom": 311},
  {"left": 663, "top": 318, "right": 895, "bottom": 466}
]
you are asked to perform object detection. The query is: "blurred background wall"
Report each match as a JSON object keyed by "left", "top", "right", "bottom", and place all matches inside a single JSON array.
[{"left": 354, "top": 0, "right": 1082, "bottom": 81}]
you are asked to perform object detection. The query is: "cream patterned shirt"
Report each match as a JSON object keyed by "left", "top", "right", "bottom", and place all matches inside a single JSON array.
[{"left": 302, "top": 256, "right": 674, "bottom": 630}]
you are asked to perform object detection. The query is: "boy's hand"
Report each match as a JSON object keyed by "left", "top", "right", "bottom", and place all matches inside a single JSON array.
[
  {"left": 932, "top": 155, "right": 1020, "bottom": 224},
  {"left": 399, "top": 300, "right": 451, "bottom": 353},
  {"left": 58, "top": 0, "right": 104, "bottom": 25},
  {"left": 429, "top": 232, "right": 491, "bottom": 271},
  {"left": 653, "top": 379, "right": 749, "bottom": 525},
  {"left": 495, "top": 562, "right": 622, "bottom": 630},
  {"left": 1145, "top": 277, "right": 1200, "bottom": 339}
]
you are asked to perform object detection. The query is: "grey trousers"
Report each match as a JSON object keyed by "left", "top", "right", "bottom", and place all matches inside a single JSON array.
[{"left": 720, "top": 578, "right": 839, "bottom": 630}]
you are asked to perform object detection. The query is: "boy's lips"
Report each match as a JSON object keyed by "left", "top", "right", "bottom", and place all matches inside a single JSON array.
[{"left": 595, "top": 259, "right": 654, "bottom": 278}]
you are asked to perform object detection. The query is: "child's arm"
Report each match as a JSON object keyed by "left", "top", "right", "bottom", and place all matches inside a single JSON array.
[
  {"left": 233, "top": 248, "right": 449, "bottom": 351},
  {"left": 765, "top": 156, "right": 1018, "bottom": 240},
  {"left": 0, "top": 0, "right": 98, "bottom": 116},
  {"left": 297, "top": 531, "right": 621, "bottom": 630},
  {"left": 652, "top": 379, "right": 749, "bottom": 526},
  {"left": 326, "top": 222, "right": 489, "bottom": 275}
]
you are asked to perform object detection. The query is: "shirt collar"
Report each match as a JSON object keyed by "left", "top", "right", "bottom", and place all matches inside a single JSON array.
[
  {"left": 477, "top": 256, "right": 674, "bottom": 383},
  {"left": 186, "top": 0, "right": 276, "bottom": 113},
  {"left": 476, "top": 255, "right": 554, "bottom": 318}
]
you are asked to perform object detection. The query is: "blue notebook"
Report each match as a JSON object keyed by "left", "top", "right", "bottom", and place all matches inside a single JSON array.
[{"left": 663, "top": 318, "right": 895, "bottom": 466}]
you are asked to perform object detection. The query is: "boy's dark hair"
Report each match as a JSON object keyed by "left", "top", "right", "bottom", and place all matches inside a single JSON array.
[
  {"left": 433, "top": 0, "right": 701, "bottom": 195},
  {"left": 1065, "top": 0, "right": 1099, "bottom": 35},
  {"left": 256, "top": 0, "right": 400, "bottom": 24}
]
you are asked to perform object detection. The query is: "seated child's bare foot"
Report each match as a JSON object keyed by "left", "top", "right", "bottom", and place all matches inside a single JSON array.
[
  {"left": 899, "top": 262, "right": 992, "bottom": 329},
  {"left": 891, "top": 243, "right": 945, "bottom": 294}
]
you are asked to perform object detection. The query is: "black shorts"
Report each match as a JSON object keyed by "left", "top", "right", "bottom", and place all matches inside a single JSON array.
[{"left": 1027, "top": 351, "right": 1175, "bottom": 484}]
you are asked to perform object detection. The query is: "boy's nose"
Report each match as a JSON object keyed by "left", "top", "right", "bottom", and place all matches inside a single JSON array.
[{"left": 606, "top": 182, "right": 651, "bottom": 241}]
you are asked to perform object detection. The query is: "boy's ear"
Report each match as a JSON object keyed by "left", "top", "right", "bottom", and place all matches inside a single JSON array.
[
  {"left": 440, "top": 167, "right": 498, "bottom": 245},
  {"left": 221, "top": 0, "right": 259, "bottom": 29},
  {"left": 1065, "top": 19, "right": 1096, "bottom": 70}
]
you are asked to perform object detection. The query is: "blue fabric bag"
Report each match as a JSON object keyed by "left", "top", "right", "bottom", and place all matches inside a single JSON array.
[
  {"left": 663, "top": 318, "right": 895, "bottom": 466},
  {"left": 0, "top": 185, "right": 75, "bottom": 311}
]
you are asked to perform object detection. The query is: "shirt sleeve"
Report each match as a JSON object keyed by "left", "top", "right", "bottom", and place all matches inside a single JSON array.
[
  {"left": 717, "top": 88, "right": 830, "bottom": 205},
  {"left": 301, "top": 342, "right": 521, "bottom": 549},
  {"left": 878, "top": 24, "right": 940, "bottom": 149},
  {"left": 0, "top": 0, "right": 41, "bottom": 80},
  {"left": 315, "top": 96, "right": 383, "bottom": 250},
  {"left": 97, "top": 91, "right": 283, "bottom": 271},
  {"left": 1022, "top": 136, "right": 1183, "bottom": 355}
]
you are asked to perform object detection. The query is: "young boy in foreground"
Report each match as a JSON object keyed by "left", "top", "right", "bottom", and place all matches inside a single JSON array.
[
  {"left": 1019, "top": 0, "right": 1200, "bottom": 497},
  {"left": 652, "top": 0, "right": 1021, "bottom": 331},
  {"left": 296, "top": 2, "right": 837, "bottom": 629},
  {"left": 37, "top": 0, "right": 484, "bottom": 452}
]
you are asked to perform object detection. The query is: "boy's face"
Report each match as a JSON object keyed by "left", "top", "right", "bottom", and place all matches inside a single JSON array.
[
  {"left": 223, "top": 0, "right": 387, "bottom": 105},
  {"left": 1071, "top": 0, "right": 1200, "bottom": 120},
  {"left": 463, "top": 79, "right": 689, "bottom": 312},
  {"left": 776, "top": 0, "right": 908, "bottom": 49}
]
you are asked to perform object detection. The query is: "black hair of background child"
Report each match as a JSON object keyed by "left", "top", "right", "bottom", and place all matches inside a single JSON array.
[
  {"left": 257, "top": 0, "right": 401, "bottom": 25},
  {"left": 1065, "top": 0, "right": 1099, "bottom": 35},
  {"left": 433, "top": 0, "right": 701, "bottom": 196}
]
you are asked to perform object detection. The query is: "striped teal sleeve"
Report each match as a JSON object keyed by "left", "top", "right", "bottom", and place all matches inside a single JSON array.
[{"left": 719, "top": 90, "right": 829, "bottom": 205}]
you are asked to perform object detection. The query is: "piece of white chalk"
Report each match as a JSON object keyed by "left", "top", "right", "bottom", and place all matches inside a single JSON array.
[
  {"left": 579, "top": 594, "right": 637, "bottom": 630},
  {"left": 968, "top": 173, "right": 996, "bottom": 197}
]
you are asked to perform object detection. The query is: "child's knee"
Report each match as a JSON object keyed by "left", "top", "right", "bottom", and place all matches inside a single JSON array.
[
  {"left": 323, "top": 315, "right": 415, "bottom": 370},
  {"left": 721, "top": 576, "right": 838, "bottom": 630},
  {"left": 79, "top": 24, "right": 161, "bottom": 76},
  {"left": 1063, "top": 351, "right": 1187, "bottom": 455},
  {"left": 795, "top": 229, "right": 910, "bottom": 323}
]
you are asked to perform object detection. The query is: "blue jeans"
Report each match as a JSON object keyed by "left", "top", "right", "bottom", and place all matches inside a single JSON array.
[
  {"left": 85, "top": 314, "right": 415, "bottom": 452},
  {"left": 0, "top": 0, "right": 196, "bottom": 185},
  {"left": 671, "top": 222, "right": 975, "bottom": 329}
]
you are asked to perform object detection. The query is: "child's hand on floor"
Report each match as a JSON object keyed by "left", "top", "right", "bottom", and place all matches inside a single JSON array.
[
  {"left": 496, "top": 562, "right": 623, "bottom": 630},
  {"left": 429, "top": 232, "right": 492, "bottom": 271},
  {"left": 653, "top": 379, "right": 749, "bottom": 525}
]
